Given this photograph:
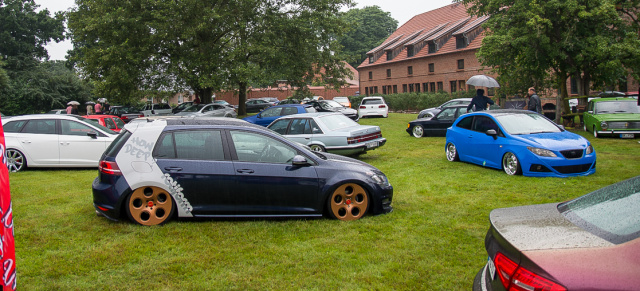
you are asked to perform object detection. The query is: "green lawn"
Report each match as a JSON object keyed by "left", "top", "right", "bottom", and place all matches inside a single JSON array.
[{"left": 9, "top": 113, "right": 640, "bottom": 290}]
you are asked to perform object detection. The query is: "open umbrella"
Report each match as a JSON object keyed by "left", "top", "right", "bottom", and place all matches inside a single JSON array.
[
  {"left": 85, "top": 101, "right": 95, "bottom": 105},
  {"left": 67, "top": 101, "right": 80, "bottom": 106},
  {"left": 466, "top": 75, "right": 500, "bottom": 88}
]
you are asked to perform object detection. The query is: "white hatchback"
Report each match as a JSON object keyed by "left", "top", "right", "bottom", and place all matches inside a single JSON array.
[
  {"left": 2, "top": 114, "right": 118, "bottom": 172},
  {"left": 358, "top": 96, "right": 389, "bottom": 118}
]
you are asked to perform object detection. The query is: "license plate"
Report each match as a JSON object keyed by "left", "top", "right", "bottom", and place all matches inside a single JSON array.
[
  {"left": 366, "top": 141, "right": 378, "bottom": 148},
  {"left": 487, "top": 257, "right": 496, "bottom": 280},
  {"left": 620, "top": 133, "right": 635, "bottom": 138}
]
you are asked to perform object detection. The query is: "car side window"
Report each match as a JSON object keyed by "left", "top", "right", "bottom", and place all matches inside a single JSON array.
[
  {"left": 437, "top": 107, "right": 457, "bottom": 121},
  {"left": 472, "top": 116, "right": 499, "bottom": 133},
  {"left": 104, "top": 118, "right": 116, "bottom": 129},
  {"left": 114, "top": 118, "right": 125, "bottom": 128},
  {"left": 269, "top": 119, "right": 290, "bottom": 134},
  {"left": 154, "top": 130, "right": 224, "bottom": 160},
  {"left": 456, "top": 116, "right": 473, "bottom": 130},
  {"left": 260, "top": 107, "right": 282, "bottom": 118},
  {"left": 22, "top": 119, "right": 57, "bottom": 135},
  {"left": 230, "top": 131, "right": 297, "bottom": 164},
  {"left": 310, "top": 119, "right": 322, "bottom": 134},
  {"left": 288, "top": 119, "right": 309, "bottom": 135},
  {"left": 281, "top": 107, "right": 298, "bottom": 115},
  {"left": 60, "top": 120, "right": 95, "bottom": 136},
  {"left": 3, "top": 120, "right": 28, "bottom": 133}
]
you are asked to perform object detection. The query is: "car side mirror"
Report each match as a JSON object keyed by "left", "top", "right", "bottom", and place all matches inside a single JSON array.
[
  {"left": 292, "top": 155, "right": 310, "bottom": 166},
  {"left": 151, "top": 109, "right": 156, "bottom": 114},
  {"left": 486, "top": 129, "right": 498, "bottom": 140},
  {"left": 87, "top": 131, "right": 98, "bottom": 139}
]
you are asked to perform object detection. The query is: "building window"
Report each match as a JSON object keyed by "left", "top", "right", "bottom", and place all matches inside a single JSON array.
[
  {"left": 403, "top": 84, "right": 408, "bottom": 93},
  {"left": 408, "top": 66, "right": 413, "bottom": 75},
  {"left": 382, "top": 85, "right": 387, "bottom": 94},
  {"left": 428, "top": 63, "right": 434, "bottom": 73},
  {"left": 365, "top": 87, "right": 369, "bottom": 96},
  {"left": 428, "top": 43, "right": 436, "bottom": 53},
  {"left": 374, "top": 86, "right": 378, "bottom": 93},
  {"left": 423, "top": 83, "right": 428, "bottom": 92},
  {"left": 368, "top": 71, "right": 372, "bottom": 80},
  {"left": 458, "top": 80, "right": 466, "bottom": 91},
  {"left": 387, "top": 51, "right": 393, "bottom": 61},
  {"left": 407, "top": 45, "right": 415, "bottom": 57},
  {"left": 450, "top": 81, "right": 457, "bottom": 92},
  {"left": 393, "top": 85, "right": 398, "bottom": 94},
  {"left": 409, "top": 84, "right": 414, "bottom": 92},
  {"left": 415, "top": 83, "right": 421, "bottom": 93},
  {"left": 387, "top": 69, "right": 391, "bottom": 78},
  {"left": 437, "top": 82, "right": 443, "bottom": 91},
  {"left": 456, "top": 36, "right": 466, "bottom": 49},
  {"left": 430, "top": 82, "right": 436, "bottom": 92},
  {"left": 369, "top": 56, "right": 374, "bottom": 64},
  {"left": 457, "top": 59, "right": 464, "bottom": 70}
]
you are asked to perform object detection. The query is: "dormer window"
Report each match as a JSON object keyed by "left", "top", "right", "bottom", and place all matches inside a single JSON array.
[
  {"left": 428, "top": 43, "right": 436, "bottom": 54},
  {"left": 456, "top": 36, "right": 467, "bottom": 49},
  {"left": 407, "top": 45, "right": 415, "bottom": 57}
]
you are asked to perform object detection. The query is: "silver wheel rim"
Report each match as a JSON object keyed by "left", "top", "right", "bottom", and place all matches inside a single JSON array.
[
  {"left": 502, "top": 152, "right": 518, "bottom": 175},
  {"left": 593, "top": 126, "right": 598, "bottom": 138},
  {"left": 446, "top": 143, "right": 457, "bottom": 161},
  {"left": 412, "top": 126, "right": 424, "bottom": 138},
  {"left": 6, "top": 149, "right": 24, "bottom": 172},
  {"left": 310, "top": 145, "right": 324, "bottom": 152}
]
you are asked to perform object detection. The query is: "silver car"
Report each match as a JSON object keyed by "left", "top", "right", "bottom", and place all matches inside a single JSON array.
[
  {"left": 267, "top": 112, "right": 386, "bottom": 156},
  {"left": 175, "top": 103, "right": 237, "bottom": 118},
  {"left": 417, "top": 98, "right": 472, "bottom": 119}
]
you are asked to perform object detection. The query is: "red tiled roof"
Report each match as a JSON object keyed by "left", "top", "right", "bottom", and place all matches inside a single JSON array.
[
  {"left": 359, "top": 3, "right": 485, "bottom": 69},
  {"left": 385, "top": 29, "right": 424, "bottom": 51},
  {"left": 453, "top": 15, "right": 490, "bottom": 36}
]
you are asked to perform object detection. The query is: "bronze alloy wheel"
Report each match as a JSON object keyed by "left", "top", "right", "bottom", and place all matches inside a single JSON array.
[
  {"left": 127, "top": 186, "right": 174, "bottom": 226},
  {"left": 328, "top": 183, "right": 369, "bottom": 221}
]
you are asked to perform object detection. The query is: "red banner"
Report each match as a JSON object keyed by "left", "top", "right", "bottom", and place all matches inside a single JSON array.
[{"left": 0, "top": 117, "right": 16, "bottom": 290}]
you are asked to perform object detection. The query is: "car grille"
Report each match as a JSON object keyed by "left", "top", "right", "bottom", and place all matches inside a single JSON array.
[
  {"left": 347, "top": 132, "right": 382, "bottom": 144},
  {"left": 606, "top": 121, "right": 640, "bottom": 129},
  {"left": 552, "top": 163, "right": 593, "bottom": 174},
  {"left": 560, "top": 149, "right": 584, "bottom": 159}
]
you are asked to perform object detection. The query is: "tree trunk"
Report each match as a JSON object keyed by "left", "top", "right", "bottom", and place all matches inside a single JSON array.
[
  {"left": 196, "top": 88, "right": 213, "bottom": 104},
  {"left": 556, "top": 74, "right": 568, "bottom": 124},
  {"left": 237, "top": 82, "right": 247, "bottom": 116}
]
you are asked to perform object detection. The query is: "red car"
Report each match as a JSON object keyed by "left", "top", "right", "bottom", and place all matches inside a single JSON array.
[{"left": 83, "top": 114, "right": 126, "bottom": 132}]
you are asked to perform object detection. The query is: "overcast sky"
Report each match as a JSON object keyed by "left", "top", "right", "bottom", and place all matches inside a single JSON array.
[{"left": 35, "top": 0, "right": 454, "bottom": 60}]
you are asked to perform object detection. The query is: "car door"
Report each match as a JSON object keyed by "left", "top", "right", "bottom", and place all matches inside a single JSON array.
[
  {"left": 154, "top": 129, "right": 237, "bottom": 215},
  {"left": 467, "top": 116, "right": 504, "bottom": 168},
  {"left": 427, "top": 107, "right": 459, "bottom": 136},
  {"left": 228, "top": 130, "right": 320, "bottom": 215},
  {"left": 58, "top": 119, "right": 113, "bottom": 166},
  {"left": 15, "top": 119, "right": 60, "bottom": 165},
  {"left": 254, "top": 107, "right": 283, "bottom": 126}
]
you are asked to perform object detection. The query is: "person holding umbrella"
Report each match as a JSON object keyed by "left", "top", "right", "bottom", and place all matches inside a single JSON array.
[
  {"left": 465, "top": 75, "right": 499, "bottom": 112},
  {"left": 467, "top": 89, "right": 494, "bottom": 112},
  {"left": 66, "top": 101, "right": 79, "bottom": 115}
]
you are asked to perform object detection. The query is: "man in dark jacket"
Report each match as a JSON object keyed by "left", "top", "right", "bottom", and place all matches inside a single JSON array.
[
  {"left": 527, "top": 87, "right": 542, "bottom": 113},
  {"left": 467, "top": 89, "right": 494, "bottom": 112}
]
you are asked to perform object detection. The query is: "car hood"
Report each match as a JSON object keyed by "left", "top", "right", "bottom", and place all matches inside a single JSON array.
[
  {"left": 511, "top": 131, "right": 588, "bottom": 150},
  {"left": 410, "top": 117, "right": 435, "bottom": 123},
  {"left": 318, "top": 152, "right": 378, "bottom": 171},
  {"left": 419, "top": 107, "right": 438, "bottom": 114},
  {"left": 335, "top": 107, "right": 357, "bottom": 114},
  {"left": 591, "top": 113, "right": 640, "bottom": 121},
  {"left": 490, "top": 203, "right": 613, "bottom": 251}
]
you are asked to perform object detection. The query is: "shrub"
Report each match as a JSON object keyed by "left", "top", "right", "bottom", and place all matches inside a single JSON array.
[{"left": 350, "top": 90, "right": 475, "bottom": 111}]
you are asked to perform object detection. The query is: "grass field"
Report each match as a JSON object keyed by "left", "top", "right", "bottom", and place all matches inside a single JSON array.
[{"left": 9, "top": 113, "right": 640, "bottom": 290}]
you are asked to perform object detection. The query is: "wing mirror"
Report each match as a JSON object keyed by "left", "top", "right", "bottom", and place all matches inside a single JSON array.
[
  {"left": 486, "top": 129, "right": 498, "bottom": 140},
  {"left": 292, "top": 155, "right": 310, "bottom": 166}
]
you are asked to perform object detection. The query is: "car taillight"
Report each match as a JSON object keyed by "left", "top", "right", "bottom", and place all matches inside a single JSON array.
[
  {"left": 99, "top": 160, "right": 122, "bottom": 175},
  {"left": 378, "top": 105, "right": 386, "bottom": 108},
  {"left": 494, "top": 253, "right": 566, "bottom": 291},
  {"left": 360, "top": 105, "right": 366, "bottom": 109}
]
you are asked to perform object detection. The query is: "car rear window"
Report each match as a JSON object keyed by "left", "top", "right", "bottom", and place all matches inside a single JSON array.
[
  {"left": 558, "top": 175, "right": 640, "bottom": 244},
  {"left": 362, "top": 99, "right": 383, "bottom": 105},
  {"left": 104, "top": 130, "right": 132, "bottom": 157}
]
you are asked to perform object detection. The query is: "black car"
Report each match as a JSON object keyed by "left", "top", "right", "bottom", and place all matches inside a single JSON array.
[
  {"left": 91, "top": 117, "right": 393, "bottom": 225},
  {"left": 245, "top": 99, "right": 272, "bottom": 113},
  {"left": 278, "top": 98, "right": 302, "bottom": 105},
  {"left": 172, "top": 101, "right": 194, "bottom": 114},
  {"left": 407, "top": 105, "right": 469, "bottom": 137},
  {"left": 108, "top": 105, "right": 142, "bottom": 123},
  {"left": 305, "top": 100, "right": 359, "bottom": 121}
]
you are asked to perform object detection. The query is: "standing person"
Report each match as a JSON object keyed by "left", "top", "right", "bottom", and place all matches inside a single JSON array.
[
  {"left": 70, "top": 104, "right": 78, "bottom": 115},
  {"left": 86, "top": 103, "right": 94, "bottom": 114},
  {"left": 95, "top": 101, "right": 103, "bottom": 114},
  {"left": 66, "top": 104, "right": 73, "bottom": 114},
  {"left": 527, "top": 87, "right": 542, "bottom": 113},
  {"left": 193, "top": 94, "right": 201, "bottom": 105},
  {"left": 103, "top": 101, "right": 110, "bottom": 113},
  {"left": 467, "top": 89, "right": 495, "bottom": 112}
]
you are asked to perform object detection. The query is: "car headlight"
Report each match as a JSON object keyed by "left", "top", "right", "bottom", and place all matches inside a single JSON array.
[
  {"left": 600, "top": 121, "right": 608, "bottom": 130},
  {"left": 367, "top": 171, "right": 390, "bottom": 186},
  {"left": 586, "top": 145, "right": 594, "bottom": 155},
  {"left": 527, "top": 147, "right": 557, "bottom": 157}
]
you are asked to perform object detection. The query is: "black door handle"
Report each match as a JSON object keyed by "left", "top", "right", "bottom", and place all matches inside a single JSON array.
[
  {"left": 164, "top": 167, "right": 183, "bottom": 172},
  {"left": 236, "top": 169, "right": 254, "bottom": 174}
]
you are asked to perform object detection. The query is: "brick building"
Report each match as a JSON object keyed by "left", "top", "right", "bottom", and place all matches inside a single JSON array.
[{"left": 357, "top": 3, "right": 493, "bottom": 97}]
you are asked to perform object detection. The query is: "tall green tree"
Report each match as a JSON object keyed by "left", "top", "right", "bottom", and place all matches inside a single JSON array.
[
  {"left": 68, "top": 0, "right": 353, "bottom": 114},
  {"left": 455, "top": 0, "right": 637, "bottom": 120},
  {"left": 338, "top": 6, "right": 398, "bottom": 68},
  {"left": 0, "top": 0, "right": 68, "bottom": 115}
]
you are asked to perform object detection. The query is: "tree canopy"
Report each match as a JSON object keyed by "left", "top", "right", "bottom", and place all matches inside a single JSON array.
[
  {"left": 338, "top": 6, "right": 398, "bottom": 68},
  {"left": 68, "top": 0, "right": 354, "bottom": 114},
  {"left": 455, "top": 0, "right": 640, "bottom": 118}
]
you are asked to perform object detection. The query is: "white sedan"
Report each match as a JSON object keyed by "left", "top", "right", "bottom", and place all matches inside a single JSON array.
[{"left": 2, "top": 114, "right": 118, "bottom": 172}]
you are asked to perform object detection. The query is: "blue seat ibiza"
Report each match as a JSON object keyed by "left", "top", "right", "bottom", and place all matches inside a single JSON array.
[{"left": 92, "top": 117, "right": 393, "bottom": 225}]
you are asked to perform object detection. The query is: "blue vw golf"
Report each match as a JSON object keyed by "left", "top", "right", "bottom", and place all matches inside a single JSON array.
[
  {"left": 243, "top": 104, "right": 316, "bottom": 126},
  {"left": 92, "top": 117, "right": 392, "bottom": 225},
  {"left": 445, "top": 110, "right": 596, "bottom": 177}
]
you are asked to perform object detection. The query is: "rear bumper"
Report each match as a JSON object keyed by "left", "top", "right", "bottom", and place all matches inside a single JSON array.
[{"left": 326, "top": 138, "right": 386, "bottom": 156}]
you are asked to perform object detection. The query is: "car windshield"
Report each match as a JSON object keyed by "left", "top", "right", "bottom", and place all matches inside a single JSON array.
[
  {"left": 594, "top": 101, "right": 640, "bottom": 114},
  {"left": 495, "top": 113, "right": 561, "bottom": 135},
  {"left": 74, "top": 116, "right": 117, "bottom": 134},
  {"left": 558, "top": 175, "right": 640, "bottom": 244},
  {"left": 319, "top": 114, "right": 358, "bottom": 130},
  {"left": 121, "top": 107, "right": 139, "bottom": 113},
  {"left": 320, "top": 100, "right": 343, "bottom": 109},
  {"left": 182, "top": 104, "right": 206, "bottom": 112}
]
